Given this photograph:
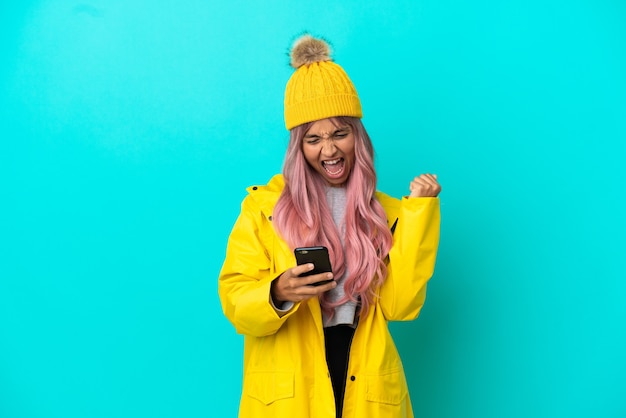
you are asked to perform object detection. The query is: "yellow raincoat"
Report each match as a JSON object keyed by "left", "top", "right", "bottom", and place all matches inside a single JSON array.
[{"left": 219, "top": 175, "right": 440, "bottom": 418}]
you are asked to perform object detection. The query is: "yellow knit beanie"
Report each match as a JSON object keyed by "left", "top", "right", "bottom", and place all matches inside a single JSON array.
[{"left": 284, "top": 35, "right": 362, "bottom": 130}]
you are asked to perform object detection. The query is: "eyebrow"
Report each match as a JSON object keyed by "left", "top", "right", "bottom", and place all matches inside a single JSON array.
[{"left": 304, "top": 127, "right": 350, "bottom": 138}]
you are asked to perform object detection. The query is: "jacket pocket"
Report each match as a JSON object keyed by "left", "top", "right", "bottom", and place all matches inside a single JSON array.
[
  {"left": 365, "top": 368, "right": 408, "bottom": 405},
  {"left": 244, "top": 370, "right": 294, "bottom": 405}
]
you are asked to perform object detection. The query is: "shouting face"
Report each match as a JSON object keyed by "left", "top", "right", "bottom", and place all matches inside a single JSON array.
[{"left": 302, "top": 118, "right": 355, "bottom": 187}]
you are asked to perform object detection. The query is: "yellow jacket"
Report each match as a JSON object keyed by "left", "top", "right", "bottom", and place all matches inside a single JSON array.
[{"left": 218, "top": 175, "right": 440, "bottom": 418}]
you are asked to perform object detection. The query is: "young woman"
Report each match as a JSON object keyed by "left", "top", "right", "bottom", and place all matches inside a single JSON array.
[{"left": 218, "top": 34, "right": 441, "bottom": 418}]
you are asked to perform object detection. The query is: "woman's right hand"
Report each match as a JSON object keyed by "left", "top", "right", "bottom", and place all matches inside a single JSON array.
[{"left": 271, "top": 264, "right": 337, "bottom": 304}]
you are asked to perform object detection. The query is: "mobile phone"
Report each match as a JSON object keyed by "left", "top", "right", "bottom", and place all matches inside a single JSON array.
[{"left": 294, "top": 246, "right": 333, "bottom": 286}]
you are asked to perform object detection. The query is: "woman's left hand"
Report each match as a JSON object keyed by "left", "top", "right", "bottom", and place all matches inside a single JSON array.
[{"left": 409, "top": 173, "right": 441, "bottom": 197}]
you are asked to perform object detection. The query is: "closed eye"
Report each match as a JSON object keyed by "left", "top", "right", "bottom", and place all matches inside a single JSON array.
[{"left": 333, "top": 130, "right": 350, "bottom": 139}]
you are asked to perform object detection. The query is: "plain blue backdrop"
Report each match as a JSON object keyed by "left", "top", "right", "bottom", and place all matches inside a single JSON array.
[{"left": 2, "top": 1, "right": 625, "bottom": 417}]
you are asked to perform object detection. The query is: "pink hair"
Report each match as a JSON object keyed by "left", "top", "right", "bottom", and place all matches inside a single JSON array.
[{"left": 273, "top": 117, "right": 393, "bottom": 318}]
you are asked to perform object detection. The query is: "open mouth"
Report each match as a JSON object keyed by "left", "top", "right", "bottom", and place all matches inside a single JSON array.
[{"left": 322, "top": 158, "right": 345, "bottom": 177}]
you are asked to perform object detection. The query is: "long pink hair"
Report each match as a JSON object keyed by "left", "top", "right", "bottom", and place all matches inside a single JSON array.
[{"left": 273, "top": 116, "right": 393, "bottom": 318}]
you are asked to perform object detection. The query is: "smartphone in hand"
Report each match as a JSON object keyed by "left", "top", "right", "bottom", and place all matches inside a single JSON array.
[{"left": 294, "top": 246, "right": 333, "bottom": 286}]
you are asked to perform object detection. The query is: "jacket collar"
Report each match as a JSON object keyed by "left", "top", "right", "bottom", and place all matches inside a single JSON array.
[
  {"left": 246, "top": 174, "right": 284, "bottom": 219},
  {"left": 246, "top": 174, "right": 401, "bottom": 230}
]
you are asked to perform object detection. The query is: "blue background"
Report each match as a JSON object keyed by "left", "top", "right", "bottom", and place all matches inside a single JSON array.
[{"left": 2, "top": 1, "right": 625, "bottom": 417}]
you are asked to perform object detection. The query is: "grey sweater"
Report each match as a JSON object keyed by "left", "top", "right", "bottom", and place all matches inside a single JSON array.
[{"left": 323, "top": 186, "right": 358, "bottom": 328}]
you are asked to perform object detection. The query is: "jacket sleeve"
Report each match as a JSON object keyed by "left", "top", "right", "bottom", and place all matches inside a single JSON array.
[
  {"left": 218, "top": 195, "right": 299, "bottom": 337},
  {"left": 379, "top": 197, "right": 440, "bottom": 321}
]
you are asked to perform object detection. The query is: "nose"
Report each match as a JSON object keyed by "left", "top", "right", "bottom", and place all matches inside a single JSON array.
[{"left": 321, "top": 139, "right": 337, "bottom": 156}]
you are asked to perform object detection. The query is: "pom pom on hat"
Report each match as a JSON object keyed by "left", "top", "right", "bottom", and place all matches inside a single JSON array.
[
  {"left": 290, "top": 35, "right": 332, "bottom": 68},
  {"left": 284, "top": 34, "right": 362, "bottom": 130}
]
